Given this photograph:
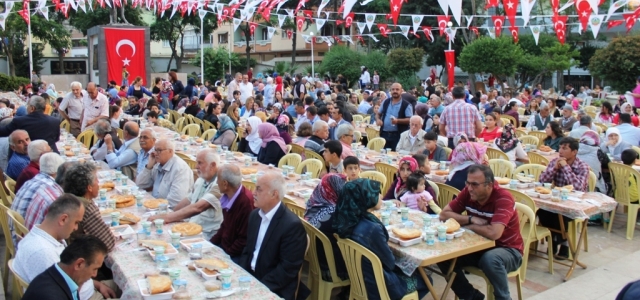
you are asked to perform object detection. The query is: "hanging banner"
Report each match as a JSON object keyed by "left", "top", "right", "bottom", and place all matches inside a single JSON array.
[
  {"left": 344, "top": 12, "right": 354, "bottom": 28},
  {"left": 437, "top": 0, "right": 448, "bottom": 15},
  {"left": 575, "top": 0, "right": 592, "bottom": 32},
  {"left": 530, "top": 25, "right": 541, "bottom": 45},
  {"left": 412, "top": 15, "right": 423, "bottom": 33},
  {"left": 286, "top": 29, "right": 293, "bottom": 39},
  {"left": 605, "top": 0, "right": 627, "bottom": 21},
  {"left": 277, "top": 14, "right": 287, "bottom": 27},
  {"left": 295, "top": 15, "right": 304, "bottom": 31},
  {"left": 623, "top": 11, "right": 636, "bottom": 32},
  {"left": 377, "top": 23, "right": 390, "bottom": 37},
  {"left": 449, "top": 0, "right": 462, "bottom": 25},
  {"left": 607, "top": 19, "right": 623, "bottom": 29},
  {"left": 365, "top": 13, "right": 375, "bottom": 31},
  {"left": 317, "top": 0, "right": 329, "bottom": 17},
  {"left": 316, "top": 18, "right": 326, "bottom": 30},
  {"left": 469, "top": 26, "right": 479, "bottom": 36},
  {"left": 492, "top": 15, "right": 505, "bottom": 37},
  {"left": 445, "top": 27, "right": 457, "bottom": 42},
  {"left": 18, "top": 0, "right": 30, "bottom": 25},
  {"left": 105, "top": 28, "right": 146, "bottom": 87},
  {"left": 357, "top": 22, "right": 366, "bottom": 34},
  {"left": 510, "top": 26, "right": 519, "bottom": 42},
  {"left": 521, "top": 0, "right": 536, "bottom": 26},
  {"left": 553, "top": 14, "right": 568, "bottom": 44},
  {"left": 399, "top": 25, "right": 410, "bottom": 38},
  {"left": 389, "top": 0, "right": 404, "bottom": 25},
  {"left": 341, "top": 0, "right": 357, "bottom": 19},
  {"left": 267, "top": 26, "right": 275, "bottom": 40},
  {"left": 503, "top": 0, "right": 519, "bottom": 27},
  {"left": 248, "top": 22, "right": 258, "bottom": 35},
  {"left": 233, "top": 17, "right": 241, "bottom": 31},
  {"left": 437, "top": 15, "right": 450, "bottom": 35},
  {"left": 421, "top": 25, "right": 434, "bottom": 41},
  {"left": 589, "top": 14, "right": 603, "bottom": 38},
  {"left": 550, "top": 0, "right": 559, "bottom": 14},
  {"left": 445, "top": 50, "right": 455, "bottom": 91}
]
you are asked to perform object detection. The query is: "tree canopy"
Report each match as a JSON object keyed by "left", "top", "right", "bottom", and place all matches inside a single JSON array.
[
  {"left": 458, "top": 37, "right": 523, "bottom": 77},
  {"left": 318, "top": 46, "right": 362, "bottom": 86},
  {"left": 68, "top": 5, "right": 147, "bottom": 35},
  {"left": 590, "top": 35, "right": 640, "bottom": 92}
]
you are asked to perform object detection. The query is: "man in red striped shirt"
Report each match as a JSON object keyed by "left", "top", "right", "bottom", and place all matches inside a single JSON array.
[{"left": 437, "top": 164, "right": 523, "bottom": 300}]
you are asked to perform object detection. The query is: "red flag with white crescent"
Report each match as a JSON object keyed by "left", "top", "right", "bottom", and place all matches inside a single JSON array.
[
  {"left": 469, "top": 26, "right": 479, "bottom": 36},
  {"left": 550, "top": 0, "right": 559, "bottom": 15},
  {"left": 485, "top": 0, "right": 499, "bottom": 9},
  {"left": 576, "top": 0, "right": 592, "bottom": 32},
  {"left": 445, "top": 50, "right": 455, "bottom": 91},
  {"left": 553, "top": 15, "right": 568, "bottom": 44},
  {"left": 607, "top": 19, "right": 624, "bottom": 29},
  {"left": 437, "top": 15, "right": 450, "bottom": 36},
  {"left": 378, "top": 23, "right": 390, "bottom": 37},
  {"left": 492, "top": 15, "right": 505, "bottom": 37},
  {"left": 510, "top": 26, "right": 518, "bottom": 42},
  {"left": 623, "top": 12, "right": 637, "bottom": 32},
  {"left": 296, "top": 15, "right": 304, "bottom": 31},
  {"left": 286, "top": 29, "right": 293, "bottom": 39},
  {"left": 421, "top": 26, "right": 434, "bottom": 41},
  {"left": 19, "top": 0, "right": 30, "bottom": 25},
  {"left": 389, "top": 0, "right": 404, "bottom": 26},
  {"left": 249, "top": 22, "right": 258, "bottom": 36},
  {"left": 303, "top": 9, "right": 313, "bottom": 21},
  {"left": 345, "top": 12, "right": 354, "bottom": 28},
  {"left": 105, "top": 28, "right": 146, "bottom": 87}
]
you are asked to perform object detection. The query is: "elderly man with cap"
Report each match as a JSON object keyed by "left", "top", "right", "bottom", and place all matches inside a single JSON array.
[{"left": 559, "top": 105, "right": 578, "bottom": 132}]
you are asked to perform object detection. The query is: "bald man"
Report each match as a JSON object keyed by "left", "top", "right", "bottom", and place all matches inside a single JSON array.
[
  {"left": 80, "top": 82, "right": 109, "bottom": 131},
  {"left": 376, "top": 83, "right": 413, "bottom": 151},
  {"left": 105, "top": 121, "right": 141, "bottom": 180},
  {"left": 396, "top": 115, "right": 427, "bottom": 154}
]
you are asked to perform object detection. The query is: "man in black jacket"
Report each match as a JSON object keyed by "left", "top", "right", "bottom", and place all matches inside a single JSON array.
[
  {"left": 240, "top": 171, "right": 307, "bottom": 300},
  {"left": 0, "top": 95, "right": 60, "bottom": 153},
  {"left": 22, "top": 236, "right": 109, "bottom": 300}
]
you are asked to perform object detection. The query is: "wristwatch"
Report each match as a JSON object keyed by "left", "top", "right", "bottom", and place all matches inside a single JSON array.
[{"left": 468, "top": 216, "right": 473, "bottom": 225}]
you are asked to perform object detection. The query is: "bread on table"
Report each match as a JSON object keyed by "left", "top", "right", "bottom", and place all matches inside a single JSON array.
[
  {"left": 171, "top": 222, "right": 203, "bottom": 236},
  {"left": 535, "top": 187, "right": 551, "bottom": 194},
  {"left": 119, "top": 212, "right": 140, "bottom": 224},
  {"left": 139, "top": 240, "right": 170, "bottom": 249},
  {"left": 114, "top": 195, "right": 135, "bottom": 208},
  {"left": 391, "top": 227, "right": 422, "bottom": 240},
  {"left": 496, "top": 177, "right": 510, "bottom": 185},
  {"left": 444, "top": 218, "right": 460, "bottom": 233},
  {"left": 434, "top": 170, "right": 449, "bottom": 176},
  {"left": 99, "top": 182, "right": 115, "bottom": 190},
  {"left": 147, "top": 275, "right": 172, "bottom": 294},
  {"left": 143, "top": 199, "right": 168, "bottom": 209},
  {"left": 195, "top": 258, "right": 229, "bottom": 275}
]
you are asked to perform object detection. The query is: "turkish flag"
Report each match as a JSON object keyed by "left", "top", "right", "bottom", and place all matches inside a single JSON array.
[
  {"left": 623, "top": 12, "right": 636, "bottom": 32},
  {"left": 437, "top": 15, "right": 450, "bottom": 36},
  {"left": 576, "top": 0, "right": 592, "bottom": 32},
  {"left": 105, "top": 28, "right": 146, "bottom": 86},
  {"left": 492, "top": 15, "right": 505, "bottom": 37},
  {"left": 445, "top": 50, "right": 455, "bottom": 91}
]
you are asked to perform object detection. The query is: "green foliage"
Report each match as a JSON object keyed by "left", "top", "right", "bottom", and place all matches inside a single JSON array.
[
  {"left": 68, "top": 6, "right": 147, "bottom": 35},
  {"left": 274, "top": 61, "right": 298, "bottom": 75},
  {"left": 395, "top": 70, "right": 420, "bottom": 91},
  {"left": 361, "top": 51, "right": 390, "bottom": 83},
  {"left": 0, "top": 74, "right": 31, "bottom": 91},
  {"left": 543, "top": 43, "right": 578, "bottom": 72},
  {"left": 235, "top": 57, "right": 257, "bottom": 73},
  {"left": 318, "top": 46, "right": 362, "bottom": 87},
  {"left": 577, "top": 45, "right": 599, "bottom": 70},
  {"left": 458, "top": 37, "right": 523, "bottom": 76},
  {"left": 387, "top": 48, "right": 424, "bottom": 74},
  {"left": 590, "top": 35, "right": 640, "bottom": 92},
  {"left": 191, "top": 47, "right": 240, "bottom": 83},
  {"left": 12, "top": 40, "right": 46, "bottom": 78},
  {"left": 514, "top": 34, "right": 578, "bottom": 86}
]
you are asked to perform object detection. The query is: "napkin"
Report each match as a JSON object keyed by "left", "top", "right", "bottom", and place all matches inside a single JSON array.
[{"left": 585, "top": 199, "right": 602, "bottom": 207}]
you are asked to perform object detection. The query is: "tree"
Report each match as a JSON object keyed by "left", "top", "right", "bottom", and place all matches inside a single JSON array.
[
  {"left": 150, "top": 13, "right": 217, "bottom": 72},
  {"left": 386, "top": 48, "right": 424, "bottom": 88},
  {"left": 577, "top": 44, "right": 599, "bottom": 70},
  {"left": 590, "top": 35, "right": 640, "bottom": 92},
  {"left": 318, "top": 46, "right": 362, "bottom": 87},
  {"left": 68, "top": 5, "right": 146, "bottom": 35},
  {"left": 459, "top": 37, "right": 523, "bottom": 77},
  {"left": 514, "top": 34, "right": 578, "bottom": 89},
  {"left": 361, "top": 51, "right": 389, "bottom": 83},
  {"left": 191, "top": 47, "right": 240, "bottom": 82}
]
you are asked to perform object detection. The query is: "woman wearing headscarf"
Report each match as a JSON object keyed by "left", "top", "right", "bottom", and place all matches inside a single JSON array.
[
  {"left": 184, "top": 97, "right": 201, "bottom": 117},
  {"left": 447, "top": 132, "right": 469, "bottom": 161},
  {"left": 414, "top": 103, "right": 433, "bottom": 131},
  {"left": 577, "top": 130, "right": 609, "bottom": 193},
  {"left": 445, "top": 142, "right": 488, "bottom": 191},
  {"left": 494, "top": 123, "right": 529, "bottom": 167},
  {"left": 212, "top": 115, "right": 237, "bottom": 149},
  {"left": 613, "top": 102, "right": 640, "bottom": 126},
  {"left": 333, "top": 179, "right": 431, "bottom": 300},
  {"left": 275, "top": 113, "right": 292, "bottom": 144},
  {"left": 256, "top": 122, "right": 287, "bottom": 166},
  {"left": 46, "top": 83, "right": 57, "bottom": 98},
  {"left": 304, "top": 173, "right": 349, "bottom": 284},
  {"left": 238, "top": 116, "right": 263, "bottom": 156},
  {"left": 382, "top": 156, "right": 436, "bottom": 204},
  {"left": 601, "top": 127, "right": 632, "bottom": 161}
]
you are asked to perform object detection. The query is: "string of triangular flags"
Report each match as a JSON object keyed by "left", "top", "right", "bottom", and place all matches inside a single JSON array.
[{"left": 2, "top": 0, "right": 639, "bottom": 45}]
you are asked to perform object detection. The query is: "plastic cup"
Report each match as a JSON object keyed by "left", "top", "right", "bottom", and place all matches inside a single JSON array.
[
  {"left": 439, "top": 161, "right": 446, "bottom": 170},
  {"left": 107, "top": 200, "right": 116, "bottom": 210},
  {"left": 110, "top": 212, "right": 120, "bottom": 227},
  {"left": 381, "top": 212, "right": 390, "bottom": 226},
  {"left": 170, "top": 233, "right": 181, "bottom": 248},
  {"left": 425, "top": 229, "right": 436, "bottom": 245},
  {"left": 121, "top": 187, "right": 130, "bottom": 195},
  {"left": 509, "top": 180, "right": 518, "bottom": 189},
  {"left": 544, "top": 183, "right": 552, "bottom": 189},
  {"left": 99, "top": 189, "right": 107, "bottom": 201},
  {"left": 141, "top": 221, "right": 152, "bottom": 235},
  {"left": 136, "top": 230, "right": 146, "bottom": 243},
  {"left": 189, "top": 243, "right": 202, "bottom": 260},
  {"left": 156, "top": 255, "right": 169, "bottom": 269},
  {"left": 244, "top": 157, "right": 251, "bottom": 167},
  {"left": 422, "top": 214, "right": 432, "bottom": 228},
  {"left": 220, "top": 269, "right": 233, "bottom": 290},
  {"left": 169, "top": 269, "right": 181, "bottom": 282},
  {"left": 153, "top": 246, "right": 165, "bottom": 258},
  {"left": 135, "top": 194, "right": 144, "bottom": 207},
  {"left": 154, "top": 219, "right": 164, "bottom": 235},
  {"left": 238, "top": 276, "right": 251, "bottom": 291},
  {"left": 158, "top": 203, "right": 168, "bottom": 215},
  {"left": 400, "top": 207, "right": 409, "bottom": 222},
  {"left": 437, "top": 225, "right": 447, "bottom": 242}
]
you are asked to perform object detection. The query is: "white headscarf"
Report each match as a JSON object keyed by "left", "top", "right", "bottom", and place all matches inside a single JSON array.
[
  {"left": 246, "top": 116, "right": 263, "bottom": 154},
  {"left": 606, "top": 127, "right": 622, "bottom": 154}
]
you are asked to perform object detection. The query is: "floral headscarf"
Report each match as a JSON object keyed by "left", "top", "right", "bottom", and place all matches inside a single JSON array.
[
  {"left": 496, "top": 123, "right": 519, "bottom": 153},
  {"left": 395, "top": 156, "right": 419, "bottom": 196},
  {"left": 580, "top": 130, "right": 600, "bottom": 147},
  {"left": 449, "top": 142, "right": 488, "bottom": 180},
  {"left": 304, "top": 174, "right": 347, "bottom": 228},
  {"left": 332, "top": 179, "right": 383, "bottom": 239}
]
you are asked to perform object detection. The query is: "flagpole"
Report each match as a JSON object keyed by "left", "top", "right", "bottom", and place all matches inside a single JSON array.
[
  {"left": 28, "top": 20, "right": 33, "bottom": 79},
  {"left": 200, "top": 16, "right": 204, "bottom": 84}
]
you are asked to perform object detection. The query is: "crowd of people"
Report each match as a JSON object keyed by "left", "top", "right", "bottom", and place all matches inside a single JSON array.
[{"left": 3, "top": 69, "right": 639, "bottom": 300}]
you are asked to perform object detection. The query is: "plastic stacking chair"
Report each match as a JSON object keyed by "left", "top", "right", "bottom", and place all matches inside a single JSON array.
[
  {"left": 0, "top": 203, "right": 15, "bottom": 294},
  {"left": 77, "top": 129, "right": 96, "bottom": 148},
  {"left": 365, "top": 127, "right": 380, "bottom": 139},
  {"left": 486, "top": 148, "right": 509, "bottom": 161},
  {"left": 434, "top": 183, "right": 460, "bottom": 209},
  {"left": 60, "top": 119, "right": 70, "bottom": 132},
  {"left": 201, "top": 129, "right": 217, "bottom": 141},
  {"left": 181, "top": 124, "right": 201, "bottom": 137},
  {"left": 175, "top": 153, "right": 196, "bottom": 169},
  {"left": 296, "top": 159, "right": 324, "bottom": 178},
  {"left": 278, "top": 153, "right": 302, "bottom": 169},
  {"left": 442, "top": 146, "right": 453, "bottom": 158},
  {"left": 283, "top": 198, "right": 305, "bottom": 217},
  {"left": 463, "top": 203, "right": 534, "bottom": 300},
  {"left": 175, "top": 117, "right": 186, "bottom": 132},
  {"left": 304, "top": 150, "right": 325, "bottom": 166},
  {"left": 362, "top": 116, "right": 371, "bottom": 124},
  {"left": 229, "top": 133, "right": 240, "bottom": 151},
  {"left": 488, "top": 159, "right": 514, "bottom": 178},
  {"left": 353, "top": 131, "right": 363, "bottom": 143},
  {"left": 520, "top": 135, "right": 540, "bottom": 147},
  {"left": 514, "top": 128, "right": 527, "bottom": 138},
  {"left": 290, "top": 144, "right": 305, "bottom": 156},
  {"left": 527, "top": 152, "right": 550, "bottom": 166},
  {"left": 374, "top": 162, "right": 396, "bottom": 196},
  {"left": 607, "top": 162, "right": 640, "bottom": 240},
  {"left": 514, "top": 164, "right": 546, "bottom": 182},
  {"left": 7, "top": 209, "right": 28, "bottom": 239},
  {"left": 359, "top": 171, "right": 387, "bottom": 195},
  {"left": 8, "top": 259, "right": 28, "bottom": 299},
  {"left": 302, "top": 220, "right": 350, "bottom": 300},
  {"left": 334, "top": 234, "right": 419, "bottom": 300},
  {"left": 507, "top": 190, "right": 554, "bottom": 280},
  {"left": 367, "top": 137, "right": 386, "bottom": 151},
  {"left": 528, "top": 131, "right": 547, "bottom": 147}
]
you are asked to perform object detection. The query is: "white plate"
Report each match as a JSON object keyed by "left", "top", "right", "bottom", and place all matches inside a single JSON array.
[
  {"left": 147, "top": 244, "right": 179, "bottom": 260},
  {"left": 110, "top": 225, "right": 135, "bottom": 239},
  {"left": 137, "top": 279, "right": 175, "bottom": 300},
  {"left": 195, "top": 266, "right": 222, "bottom": 280},
  {"left": 168, "top": 229, "right": 203, "bottom": 239},
  {"left": 179, "top": 238, "right": 215, "bottom": 250},
  {"left": 203, "top": 289, "right": 238, "bottom": 299},
  {"left": 388, "top": 232, "right": 424, "bottom": 247}
]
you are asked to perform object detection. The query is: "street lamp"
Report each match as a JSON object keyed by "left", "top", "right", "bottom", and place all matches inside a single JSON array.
[{"left": 309, "top": 32, "right": 314, "bottom": 78}]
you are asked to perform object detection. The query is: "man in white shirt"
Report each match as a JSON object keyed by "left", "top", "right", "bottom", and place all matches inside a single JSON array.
[
  {"left": 239, "top": 74, "right": 254, "bottom": 105},
  {"left": 226, "top": 72, "right": 242, "bottom": 102},
  {"left": 617, "top": 113, "right": 640, "bottom": 146},
  {"left": 80, "top": 82, "right": 109, "bottom": 132},
  {"left": 396, "top": 116, "right": 427, "bottom": 154},
  {"left": 569, "top": 115, "right": 596, "bottom": 139},
  {"left": 136, "top": 139, "right": 194, "bottom": 207},
  {"left": 59, "top": 81, "right": 86, "bottom": 137},
  {"left": 240, "top": 171, "right": 307, "bottom": 299},
  {"left": 148, "top": 148, "right": 222, "bottom": 240},
  {"left": 14, "top": 194, "right": 119, "bottom": 300},
  {"left": 105, "top": 121, "right": 141, "bottom": 180},
  {"left": 571, "top": 110, "right": 598, "bottom": 131}
]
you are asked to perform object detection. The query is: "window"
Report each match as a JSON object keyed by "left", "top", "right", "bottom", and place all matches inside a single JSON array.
[
  {"left": 71, "top": 39, "right": 85, "bottom": 48},
  {"left": 162, "top": 40, "right": 170, "bottom": 48},
  {"left": 218, "top": 33, "right": 228, "bottom": 44},
  {"left": 281, "top": 30, "right": 287, "bottom": 38},
  {"left": 261, "top": 28, "right": 268, "bottom": 40},
  {"left": 321, "top": 25, "right": 333, "bottom": 36},
  {"left": 318, "top": 52, "right": 325, "bottom": 56}
]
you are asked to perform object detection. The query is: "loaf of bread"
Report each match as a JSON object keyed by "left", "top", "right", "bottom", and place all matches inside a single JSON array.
[
  {"left": 444, "top": 218, "right": 460, "bottom": 233},
  {"left": 391, "top": 227, "right": 422, "bottom": 240}
]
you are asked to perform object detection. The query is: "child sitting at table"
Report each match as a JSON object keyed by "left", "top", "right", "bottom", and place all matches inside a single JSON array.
[
  {"left": 399, "top": 171, "right": 441, "bottom": 214},
  {"left": 343, "top": 156, "right": 361, "bottom": 181},
  {"left": 622, "top": 149, "right": 640, "bottom": 203},
  {"left": 423, "top": 131, "right": 448, "bottom": 163}
]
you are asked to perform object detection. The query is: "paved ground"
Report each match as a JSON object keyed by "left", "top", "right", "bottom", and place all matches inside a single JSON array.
[{"left": 2, "top": 207, "right": 639, "bottom": 299}]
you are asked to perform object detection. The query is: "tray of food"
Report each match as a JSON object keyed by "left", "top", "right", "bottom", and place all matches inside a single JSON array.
[{"left": 138, "top": 276, "right": 174, "bottom": 300}]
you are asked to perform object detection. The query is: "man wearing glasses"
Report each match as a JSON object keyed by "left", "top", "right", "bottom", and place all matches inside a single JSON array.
[{"left": 436, "top": 164, "right": 523, "bottom": 300}]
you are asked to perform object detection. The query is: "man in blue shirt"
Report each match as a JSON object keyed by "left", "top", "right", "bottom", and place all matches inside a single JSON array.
[
  {"left": 7, "top": 129, "right": 31, "bottom": 179},
  {"left": 617, "top": 113, "right": 640, "bottom": 146},
  {"left": 137, "top": 128, "right": 156, "bottom": 177},
  {"left": 429, "top": 96, "right": 445, "bottom": 116},
  {"left": 375, "top": 83, "right": 413, "bottom": 150},
  {"left": 22, "top": 236, "right": 110, "bottom": 300}
]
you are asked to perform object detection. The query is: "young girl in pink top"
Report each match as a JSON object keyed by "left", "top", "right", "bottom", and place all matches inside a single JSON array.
[{"left": 399, "top": 171, "right": 442, "bottom": 213}]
